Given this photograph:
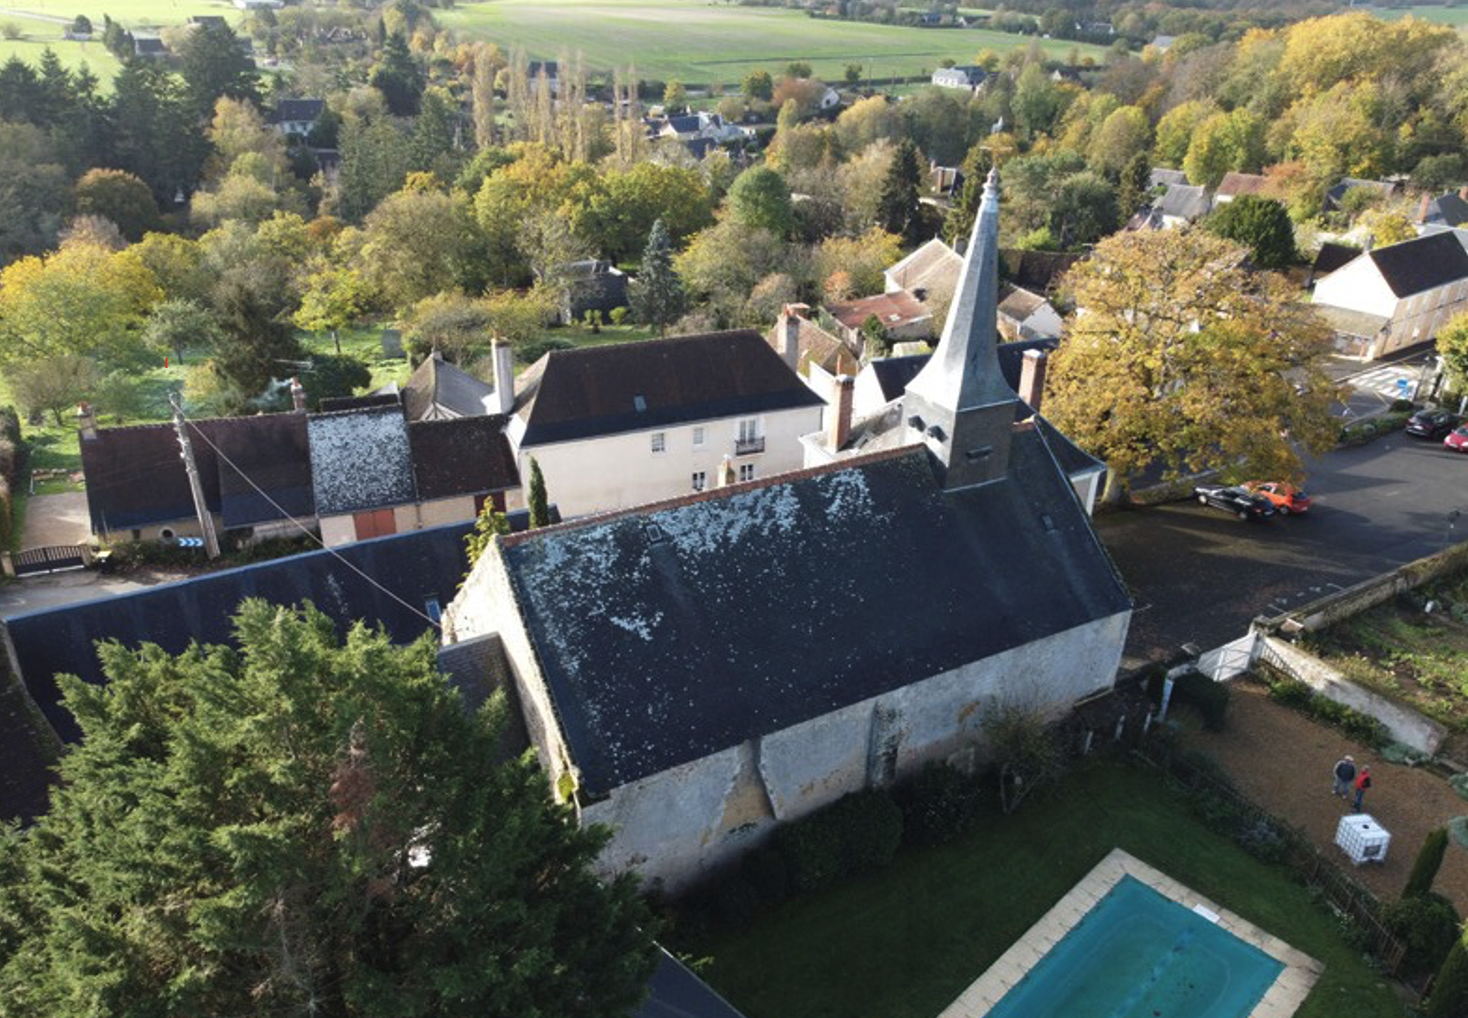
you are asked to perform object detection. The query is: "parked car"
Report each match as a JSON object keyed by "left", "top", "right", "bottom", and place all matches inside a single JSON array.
[
  {"left": 1445, "top": 426, "right": 1468, "bottom": 453},
  {"left": 1192, "top": 485, "right": 1276, "bottom": 521},
  {"left": 1243, "top": 481, "right": 1313, "bottom": 515},
  {"left": 1405, "top": 408, "right": 1459, "bottom": 439}
]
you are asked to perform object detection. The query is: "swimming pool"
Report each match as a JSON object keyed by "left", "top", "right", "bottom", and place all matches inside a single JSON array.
[{"left": 981, "top": 875, "right": 1285, "bottom": 1018}]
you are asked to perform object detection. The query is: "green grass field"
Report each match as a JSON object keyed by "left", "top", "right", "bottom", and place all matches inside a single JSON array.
[
  {"left": 1380, "top": 4, "right": 1468, "bottom": 24},
  {"left": 0, "top": 14, "right": 121, "bottom": 80},
  {"left": 673, "top": 761, "right": 1404, "bottom": 1018},
  {"left": 439, "top": 0, "right": 1104, "bottom": 83},
  {"left": 3, "top": 0, "right": 230, "bottom": 29}
]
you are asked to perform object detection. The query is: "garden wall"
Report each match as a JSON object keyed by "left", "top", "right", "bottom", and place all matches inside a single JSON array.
[
  {"left": 1262, "top": 539, "right": 1468, "bottom": 634},
  {"left": 1255, "top": 636, "right": 1447, "bottom": 755}
]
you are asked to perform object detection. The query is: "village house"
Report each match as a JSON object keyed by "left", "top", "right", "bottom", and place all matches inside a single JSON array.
[
  {"left": 1312, "top": 231, "right": 1468, "bottom": 359},
  {"left": 399, "top": 349, "right": 501, "bottom": 421},
  {"left": 440, "top": 170, "right": 1131, "bottom": 893},
  {"left": 998, "top": 282, "right": 1063, "bottom": 341},
  {"left": 1415, "top": 187, "right": 1468, "bottom": 228},
  {"left": 504, "top": 331, "right": 825, "bottom": 516},
  {"left": 1323, "top": 176, "right": 1399, "bottom": 214},
  {"left": 930, "top": 65, "right": 987, "bottom": 92},
  {"left": 825, "top": 290, "right": 933, "bottom": 348},
  {"left": 1129, "top": 182, "right": 1212, "bottom": 230},
  {"left": 561, "top": 259, "right": 630, "bottom": 324},
  {"left": 274, "top": 98, "right": 326, "bottom": 139},
  {"left": 132, "top": 36, "right": 168, "bottom": 58},
  {"left": 1212, "top": 172, "right": 1268, "bottom": 206},
  {"left": 766, "top": 304, "right": 860, "bottom": 396},
  {"left": 884, "top": 237, "right": 963, "bottom": 303}
]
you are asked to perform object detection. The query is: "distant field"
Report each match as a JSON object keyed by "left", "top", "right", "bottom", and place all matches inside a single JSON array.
[
  {"left": 2, "top": 0, "right": 232, "bottom": 29},
  {"left": 0, "top": 14, "right": 121, "bottom": 79},
  {"left": 1379, "top": 4, "right": 1468, "bottom": 23},
  {"left": 439, "top": 0, "right": 1104, "bottom": 83}
]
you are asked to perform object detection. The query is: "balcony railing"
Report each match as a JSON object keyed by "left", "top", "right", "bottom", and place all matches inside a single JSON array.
[{"left": 734, "top": 436, "right": 765, "bottom": 455}]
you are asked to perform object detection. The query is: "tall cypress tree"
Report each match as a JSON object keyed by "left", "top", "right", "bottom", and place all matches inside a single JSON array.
[
  {"left": 1117, "top": 150, "right": 1151, "bottom": 217},
  {"left": 528, "top": 456, "right": 550, "bottom": 528},
  {"left": 1404, "top": 827, "right": 1450, "bottom": 900},
  {"left": 943, "top": 175, "right": 981, "bottom": 247},
  {"left": 629, "top": 218, "right": 686, "bottom": 336},
  {"left": 878, "top": 138, "right": 923, "bottom": 244}
]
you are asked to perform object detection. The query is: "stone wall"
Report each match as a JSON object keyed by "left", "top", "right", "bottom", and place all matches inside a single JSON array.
[{"left": 1262, "top": 539, "right": 1468, "bottom": 634}]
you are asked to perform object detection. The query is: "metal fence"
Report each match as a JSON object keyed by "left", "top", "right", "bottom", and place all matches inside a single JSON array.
[{"left": 1139, "top": 742, "right": 1409, "bottom": 978}]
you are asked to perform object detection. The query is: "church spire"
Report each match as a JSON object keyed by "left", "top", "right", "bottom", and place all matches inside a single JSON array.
[{"left": 902, "top": 168, "right": 1020, "bottom": 490}]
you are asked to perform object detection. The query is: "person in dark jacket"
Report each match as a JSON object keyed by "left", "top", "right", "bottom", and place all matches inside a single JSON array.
[
  {"left": 1353, "top": 766, "right": 1372, "bottom": 812},
  {"left": 1332, "top": 755, "right": 1356, "bottom": 797}
]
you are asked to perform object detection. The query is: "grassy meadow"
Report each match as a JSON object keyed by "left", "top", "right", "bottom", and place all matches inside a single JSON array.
[
  {"left": 439, "top": 0, "right": 1105, "bottom": 83},
  {"left": 2, "top": 0, "right": 230, "bottom": 29},
  {"left": 0, "top": 14, "right": 121, "bottom": 79},
  {"left": 1380, "top": 4, "right": 1468, "bottom": 23}
]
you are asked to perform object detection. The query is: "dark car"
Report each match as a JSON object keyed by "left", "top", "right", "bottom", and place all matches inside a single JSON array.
[
  {"left": 1193, "top": 484, "right": 1276, "bottom": 521},
  {"left": 1405, "top": 409, "right": 1459, "bottom": 439}
]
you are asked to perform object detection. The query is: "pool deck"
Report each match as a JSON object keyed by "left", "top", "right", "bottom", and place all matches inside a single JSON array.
[{"left": 937, "top": 847, "right": 1324, "bottom": 1018}]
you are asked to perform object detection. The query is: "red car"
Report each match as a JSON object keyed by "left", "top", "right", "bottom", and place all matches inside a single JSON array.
[
  {"left": 1445, "top": 426, "right": 1468, "bottom": 453},
  {"left": 1244, "top": 481, "right": 1313, "bottom": 515}
]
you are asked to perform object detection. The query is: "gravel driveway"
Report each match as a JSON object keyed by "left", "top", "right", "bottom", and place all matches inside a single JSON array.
[{"left": 19, "top": 491, "right": 90, "bottom": 549}]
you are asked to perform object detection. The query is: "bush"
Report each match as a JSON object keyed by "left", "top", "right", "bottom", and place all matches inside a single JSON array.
[
  {"left": 1381, "top": 894, "right": 1461, "bottom": 975},
  {"left": 1427, "top": 936, "right": 1468, "bottom": 1018},
  {"left": 516, "top": 336, "right": 575, "bottom": 365},
  {"left": 898, "top": 762, "right": 982, "bottom": 846},
  {"left": 1259, "top": 670, "right": 1388, "bottom": 746},
  {"left": 772, "top": 810, "right": 845, "bottom": 892},
  {"left": 1390, "top": 398, "right": 1416, "bottom": 413},
  {"left": 771, "top": 788, "right": 904, "bottom": 891},
  {"left": 609, "top": 306, "right": 628, "bottom": 325},
  {"left": 1404, "top": 828, "right": 1450, "bottom": 900},
  {"left": 1172, "top": 670, "right": 1230, "bottom": 731},
  {"left": 1266, "top": 676, "right": 1314, "bottom": 709}
]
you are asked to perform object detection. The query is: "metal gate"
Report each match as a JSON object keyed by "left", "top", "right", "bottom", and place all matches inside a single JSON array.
[{"left": 12, "top": 544, "right": 88, "bottom": 576}]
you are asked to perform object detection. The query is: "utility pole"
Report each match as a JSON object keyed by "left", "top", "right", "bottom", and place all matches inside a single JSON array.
[{"left": 169, "top": 391, "right": 221, "bottom": 559}]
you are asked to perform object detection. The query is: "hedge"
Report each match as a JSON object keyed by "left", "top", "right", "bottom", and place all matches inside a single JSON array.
[
  {"left": 896, "top": 761, "right": 982, "bottom": 846},
  {"left": 1147, "top": 669, "right": 1230, "bottom": 731}
]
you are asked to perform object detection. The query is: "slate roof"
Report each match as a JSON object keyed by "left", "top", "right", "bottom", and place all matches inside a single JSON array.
[
  {"left": 403, "top": 352, "right": 497, "bottom": 421},
  {"left": 866, "top": 353, "right": 930, "bottom": 403},
  {"left": 1421, "top": 191, "right": 1468, "bottom": 228},
  {"left": 634, "top": 951, "right": 749, "bottom": 1018},
  {"left": 1324, "top": 177, "right": 1395, "bottom": 212},
  {"left": 514, "top": 331, "right": 824, "bottom": 447},
  {"left": 496, "top": 441, "right": 1128, "bottom": 796},
  {"left": 1149, "top": 168, "right": 1187, "bottom": 190},
  {"left": 5, "top": 521, "right": 476, "bottom": 744},
  {"left": 1155, "top": 183, "right": 1212, "bottom": 221},
  {"left": 827, "top": 290, "right": 932, "bottom": 331},
  {"left": 408, "top": 415, "right": 519, "bottom": 501},
  {"left": 275, "top": 98, "right": 325, "bottom": 123},
  {"left": 81, "top": 414, "right": 314, "bottom": 533},
  {"left": 884, "top": 237, "right": 963, "bottom": 298},
  {"left": 998, "top": 282, "right": 1050, "bottom": 321},
  {"left": 1367, "top": 232, "right": 1468, "bottom": 298},
  {"left": 308, "top": 405, "right": 416, "bottom": 515},
  {"left": 1215, "top": 172, "right": 1268, "bottom": 198},
  {"left": 1311, "top": 242, "right": 1361, "bottom": 279}
]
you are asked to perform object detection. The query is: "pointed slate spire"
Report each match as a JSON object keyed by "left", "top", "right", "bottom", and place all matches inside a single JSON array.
[{"left": 903, "top": 168, "right": 1020, "bottom": 491}]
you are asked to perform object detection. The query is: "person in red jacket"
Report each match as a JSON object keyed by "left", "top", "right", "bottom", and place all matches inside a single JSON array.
[{"left": 1353, "top": 766, "right": 1372, "bottom": 812}]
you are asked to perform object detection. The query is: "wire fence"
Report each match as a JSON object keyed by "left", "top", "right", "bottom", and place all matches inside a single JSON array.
[{"left": 1137, "top": 740, "right": 1409, "bottom": 978}]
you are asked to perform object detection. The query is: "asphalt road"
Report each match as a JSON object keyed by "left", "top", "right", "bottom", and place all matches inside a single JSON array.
[{"left": 1097, "top": 429, "right": 1468, "bottom": 663}]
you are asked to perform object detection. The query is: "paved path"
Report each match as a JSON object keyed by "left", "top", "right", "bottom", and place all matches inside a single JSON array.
[
  {"left": 18, "top": 491, "right": 90, "bottom": 549},
  {"left": 0, "top": 568, "right": 183, "bottom": 618}
]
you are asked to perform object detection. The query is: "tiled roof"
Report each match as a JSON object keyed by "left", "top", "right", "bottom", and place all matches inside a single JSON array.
[
  {"left": 884, "top": 237, "right": 963, "bottom": 297},
  {"left": 1423, "top": 192, "right": 1468, "bottom": 228},
  {"left": 307, "top": 405, "right": 416, "bottom": 515},
  {"left": 403, "top": 352, "right": 496, "bottom": 421},
  {"left": 766, "top": 315, "right": 858, "bottom": 378},
  {"left": 1367, "top": 232, "right": 1468, "bottom": 298},
  {"left": 1149, "top": 168, "right": 1187, "bottom": 190},
  {"left": 1311, "top": 242, "right": 1361, "bottom": 278},
  {"left": 495, "top": 441, "right": 1129, "bottom": 796},
  {"left": 514, "top": 331, "right": 823, "bottom": 447},
  {"left": 408, "top": 415, "right": 519, "bottom": 501},
  {"left": 827, "top": 290, "right": 932, "bottom": 331},
  {"left": 1215, "top": 172, "right": 1268, "bottom": 198},
  {"left": 998, "top": 282, "right": 1050, "bottom": 321}
]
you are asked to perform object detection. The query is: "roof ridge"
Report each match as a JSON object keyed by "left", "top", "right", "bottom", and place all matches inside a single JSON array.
[
  {"left": 499, "top": 444, "right": 927, "bottom": 548},
  {"left": 544, "top": 329, "right": 764, "bottom": 361}
]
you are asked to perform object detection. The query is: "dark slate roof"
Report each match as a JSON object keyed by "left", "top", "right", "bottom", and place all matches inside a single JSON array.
[
  {"left": 496, "top": 442, "right": 1129, "bottom": 795},
  {"left": 515, "top": 331, "right": 824, "bottom": 447},
  {"left": 684, "top": 137, "right": 715, "bottom": 160},
  {"left": 133, "top": 36, "right": 167, "bottom": 53},
  {"left": 403, "top": 353, "right": 496, "bottom": 421},
  {"left": 634, "top": 951, "right": 749, "bottom": 1018},
  {"left": 1312, "top": 242, "right": 1361, "bottom": 278},
  {"left": 1324, "top": 177, "right": 1395, "bottom": 211},
  {"left": 868, "top": 353, "right": 930, "bottom": 403},
  {"left": 1149, "top": 168, "right": 1187, "bottom": 190},
  {"left": 275, "top": 98, "right": 325, "bottom": 123},
  {"left": 5, "top": 522, "right": 475, "bottom": 744},
  {"left": 436, "top": 635, "right": 530, "bottom": 758},
  {"left": 1155, "top": 183, "right": 1212, "bottom": 221},
  {"left": 320, "top": 393, "right": 402, "bottom": 413},
  {"left": 81, "top": 414, "right": 314, "bottom": 533},
  {"left": 1367, "top": 232, "right": 1468, "bottom": 298},
  {"left": 307, "top": 405, "right": 416, "bottom": 515},
  {"left": 1423, "top": 191, "right": 1468, "bottom": 227},
  {"left": 408, "top": 416, "right": 519, "bottom": 501},
  {"left": 666, "top": 114, "right": 701, "bottom": 134}
]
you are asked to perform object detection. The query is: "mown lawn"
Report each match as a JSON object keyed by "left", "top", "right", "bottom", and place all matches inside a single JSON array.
[
  {"left": 1380, "top": 4, "right": 1468, "bottom": 24},
  {"left": 440, "top": 0, "right": 1104, "bottom": 83},
  {"left": 671, "top": 761, "right": 1405, "bottom": 1018},
  {"left": 1, "top": 0, "right": 229, "bottom": 29},
  {"left": 0, "top": 15, "right": 121, "bottom": 84}
]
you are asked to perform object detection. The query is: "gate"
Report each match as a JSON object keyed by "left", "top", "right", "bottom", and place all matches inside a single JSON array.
[{"left": 12, "top": 544, "right": 88, "bottom": 576}]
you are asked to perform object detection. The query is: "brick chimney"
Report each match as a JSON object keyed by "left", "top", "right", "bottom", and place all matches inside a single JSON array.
[
  {"left": 716, "top": 456, "right": 737, "bottom": 487},
  {"left": 77, "top": 402, "right": 96, "bottom": 441},
  {"left": 828, "top": 374, "right": 854, "bottom": 451},
  {"left": 492, "top": 340, "right": 515, "bottom": 415},
  {"left": 780, "top": 303, "right": 810, "bottom": 370},
  {"left": 1418, "top": 192, "right": 1432, "bottom": 224},
  {"left": 1018, "top": 349, "right": 1048, "bottom": 414},
  {"left": 290, "top": 377, "right": 307, "bottom": 413}
]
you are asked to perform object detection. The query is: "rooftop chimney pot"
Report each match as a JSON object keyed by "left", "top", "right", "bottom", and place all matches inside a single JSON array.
[
  {"left": 1018, "top": 348, "right": 1049, "bottom": 414},
  {"left": 492, "top": 340, "right": 515, "bottom": 415},
  {"left": 828, "top": 374, "right": 855, "bottom": 452},
  {"left": 290, "top": 377, "right": 307, "bottom": 413}
]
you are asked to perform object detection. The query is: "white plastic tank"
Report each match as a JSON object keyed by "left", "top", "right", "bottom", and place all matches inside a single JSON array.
[{"left": 1335, "top": 814, "right": 1390, "bottom": 865}]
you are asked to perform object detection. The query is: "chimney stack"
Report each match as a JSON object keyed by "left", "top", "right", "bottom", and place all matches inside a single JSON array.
[
  {"left": 1018, "top": 349, "right": 1048, "bottom": 414},
  {"left": 1418, "top": 192, "right": 1432, "bottom": 224},
  {"left": 492, "top": 340, "right": 515, "bottom": 415},
  {"left": 77, "top": 402, "right": 97, "bottom": 441},
  {"left": 780, "top": 303, "right": 809, "bottom": 370},
  {"left": 828, "top": 374, "right": 854, "bottom": 451},
  {"left": 290, "top": 377, "right": 307, "bottom": 413},
  {"left": 1459, "top": 185, "right": 1468, "bottom": 203},
  {"left": 716, "top": 456, "right": 737, "bottom": 488}
]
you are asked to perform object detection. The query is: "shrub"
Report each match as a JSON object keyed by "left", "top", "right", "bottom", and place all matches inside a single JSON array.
[
  {"left": 827, "top": 789, "right": 904, "bottom": 871},
  {"left": 1427, "top": 936, "right": 1468, "bottom": 1018},
  {"left": 1381, "top": 894, "right": 1461, "bottom": 975},
  {"left": 1390, "top": 398, "right": 1416, "bottom": 413},
  {"left": 772, "top": 810, "right": 845, "bottom": 892},
  {"left": 516, "top": 336, "right": 575, "bottom": 365},
  {"left": 741, "top": 846, "right": 789, "bottom": 906},
  {"left": 1266, "top": 676, "right": 1314, "bottom": 710},
  {"left": 609, "top": 306, "right": 628, "bottom": 325},
  {"left": 1404, "top": 828, "right": 1450, "bottom": 900},
  {"left": 1235, "top": 816, "right": 1289, "bottom": 865},
  {"left": 898, "top": 762, "right": 982, "bottom": 846},
  {"left": 1172, "top": 671, "right": 1231, "bottom": 731}
]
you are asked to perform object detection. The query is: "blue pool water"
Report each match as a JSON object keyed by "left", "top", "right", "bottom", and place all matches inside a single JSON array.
[{"left": 983, "top": 876, "right": 1285, "bottom": 1018}]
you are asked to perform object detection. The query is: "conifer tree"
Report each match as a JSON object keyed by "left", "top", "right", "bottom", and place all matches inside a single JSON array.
[
  {"left": 629, "top": 218, "right": 686, "bottom": 335},
  {"left": 1404, "top": 827, "right": 1450, "bottom": 900},
  {"left": 0, "top": 601, "right": 657, "bottom": 1017},
  {"left": 943, "top": 175, "right": 981, "bottom": 246},
  {"left": 1117, "top": 150, "right": 1151, "bottom": 217},
  {"left": 878, "top": 138, "right": 923, "bottom": 244},
  {"left": 528, "top": 456, "right": 550, "bottom": 528}
]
